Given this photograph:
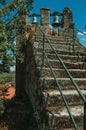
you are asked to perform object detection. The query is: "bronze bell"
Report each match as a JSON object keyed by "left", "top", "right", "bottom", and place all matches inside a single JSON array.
[
  {"left": 52, "top": 15, "right": 61, "bottom": 27},
  {"left": 32, "top": 16, "right": 37, "bottom": 24}
]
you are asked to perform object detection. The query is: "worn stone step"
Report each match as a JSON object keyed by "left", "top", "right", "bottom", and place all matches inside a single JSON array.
[
  {"left": 35, "top": 35, "right": 86, "bottom": 51},
  {"left": 40, "top": 68, "right": 86, "bottom": 78},
  {"left": 34, "top": 40, "right": 86, "bottom": 55},
  {"left": 35, "top": 35, "right": 81, "bottom": 46},
  {"left": 60, "top": 55, "right": 86, "bottom": 63},
  {"left": 34, "top": 43, "right": 71, "bottom": 54},
  {"left": 41, "top": 78, "right": 86, "bottom": 90},
  {"left": 36, "top": 52, "right": 85, "bottom": 63},
  {"left": 34, "top": 41, "right": 85, "bottom": 52},
  {"left": 35, "top": 35, "right": 65, "bottom": 41},
  {"left": 37, "top": 59, "right": 85, "bottom": 69},
  {"left": 50, "top": 129, "right": 82, "bottom": 130},
  {"left": 55, "top": 128, "right": 82, "bottom": 130},
  {"left": 48, "top": 60, "right": 85, "bottom": 69},
  {"left": 36, "top": 52, "right": 86, "bottom": 69},
  {"left": 46, "top": 105, "right": 83, "bottom": 129},
  {"left": 47, "top": 60, "right": 86, "bottom": 69},
  {"left": 35, "top": 46, "right": 86, "bottom": 58},
  {"left": 47, "top": 127, "right": 83, "bottom": 130},
  {"left": 43, "top": 89, "right": 86, "bottom": 106}
]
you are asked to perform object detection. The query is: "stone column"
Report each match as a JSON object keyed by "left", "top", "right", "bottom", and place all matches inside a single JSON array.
[
  {"left": 16, "top": 14, "right": 30, "bottom": 99},
  {"left": 60, "top": 8, "right": 77, "bottom": 38},
  {"left": 40, "top": 8, "right": 50, "bottom": 26},
  {"left": 40, "top": 8, "right": 52, "bottom": 35},
  {"left": 62, "top": 8, "right": 74, "bottom": 29}
]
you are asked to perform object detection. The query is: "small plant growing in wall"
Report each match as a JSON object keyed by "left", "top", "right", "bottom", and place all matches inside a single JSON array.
[
  {"left": 1, "top": 86, "right": 7, "bottom": 93},
  {"left": 0, "top": 98, "right": 5, "bottom": 117}
]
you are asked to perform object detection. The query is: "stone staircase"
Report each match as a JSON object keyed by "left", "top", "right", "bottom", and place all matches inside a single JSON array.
[{"left": 34, "top": 29, "right": 86, "bottom": 130}]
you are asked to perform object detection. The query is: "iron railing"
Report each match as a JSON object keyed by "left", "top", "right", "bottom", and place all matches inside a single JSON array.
[
  {"left": 74, "top": 28, "right": 86, "bottom": 52},
  {"left": 63, "top": 27, "right": 86, "bottom": 69},
  {"left": 63, "top": 28, "right": 86, "bottom": 53},
  {"left": 38, "top": 27, "right": 86, "bottom": 130},
  {"left": 74, "top": 28, "right": 86, "bottom": 69}
]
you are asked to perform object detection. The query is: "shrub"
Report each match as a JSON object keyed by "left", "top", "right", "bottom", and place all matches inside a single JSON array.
[{"left": 0, "top": 72, "right": 15, "bottom": 84}]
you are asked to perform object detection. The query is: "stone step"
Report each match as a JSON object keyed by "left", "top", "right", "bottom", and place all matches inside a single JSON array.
[
  {"left": 40, "top": 68, "right": 86, "bottom": 78},
  {"left": 41, "top": 78, "right": 86, "bottom": 90},
  {"left": 35, "top": 48, "right": 72, "bottom": 57},
  {"left": 46, "top": 105, "right": 83, "bottom": 129},
  {"left": 35, "top": 47, "right": 86, "bottom": 57},
  {"left": 48, "top": 60, "right": 85, "bottom": 69},
  {"left": 35, "top": 35, "right": 65, "bottom": 41},
  {"left": 50, "top": 129, "right": 82, "bottom": 130},
  {"left": 35, "top": 35, "right": 77, "bottom": 43},
  {"left": 36, "top": 52, "right": 85, "bottom": 63},
  {"left": 34, "top": 41, "right": 85, "bottom": 52},
  {"left": 37, "top": 59, "right": 85, "bottom": 69},
  {"left": 35, "top": 35, "right": 86, "bottom": 50},
  {"left": 35, "top": 40, "right": 78, "bottom": 47},
  {"left": 56, "top": 128, "right": 82, "bottom": 130},
  {"left": 35, "top": 38, "right": 66, "bottom": 45},
  {"left": 34, "top": 40, "right": 86, "bottom": 55},
  {"left": 51, "top": 128, "right": 82, "bottom": 130},
  {"left": 43, "top": 89, "right": 86, "bottom": 106},
  {"left": 35, "top": 36, "right": 67, "bottom": 44},
  {"left": 60, "top": 55, "right": 86, "bottom": 63}
]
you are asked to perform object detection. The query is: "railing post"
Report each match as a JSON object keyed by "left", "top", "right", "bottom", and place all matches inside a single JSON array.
[
  {"left": 42, "top": 34, "right": 45, "bottom": 67},
  {"left": 73, "top": 28, "right": 75, "bottom": 53},
  {"left": 42, "top": 34, "right": 45, "bottom": 90},
  {"left": 84, "top": 102, "right": 86, "bottom": 130}
]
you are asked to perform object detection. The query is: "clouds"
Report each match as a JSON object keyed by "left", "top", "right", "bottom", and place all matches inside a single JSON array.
[
  {"left": 77, "top": 32, "right": 84, "bottom": 36},
  {"left": 77, "top": 31, "right": 86, "bottom": 47},
  {"left": 79, "top": 37, "right": 86, "bottom": 42},
  {"left": 77, "top": 31, "right": 86, "bottom": 36}
]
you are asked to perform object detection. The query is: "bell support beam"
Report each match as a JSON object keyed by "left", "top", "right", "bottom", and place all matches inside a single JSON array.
[{"left": 29, "top": 12, "right": 63, "bottom": 17}]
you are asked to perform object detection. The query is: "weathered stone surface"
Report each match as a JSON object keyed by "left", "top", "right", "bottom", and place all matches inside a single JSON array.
[
  {"left": 40, "top": 8, "right": 50, "bottom": 26},
  {"left": 62, "top": 8, "right": 74, "bottom": 29}
]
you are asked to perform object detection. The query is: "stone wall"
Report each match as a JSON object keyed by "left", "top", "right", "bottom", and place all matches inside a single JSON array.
[
  {"left": 16, "top": 14, "right": 30, "bottom": 98},
  {"left": 25, "top": 40, "right": 46, "bottom": 129},
  {"left": 16, "top": 23, "right": 47, "bottom": 129}
]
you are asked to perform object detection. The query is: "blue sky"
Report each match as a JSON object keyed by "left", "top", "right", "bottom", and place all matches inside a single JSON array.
[
  {"left": 1, "top": 0, "right": 86, "bottom": 47},
  {"left": 31, "top": 0, "right": 86, "bottom": 47},
  {"left": 32, "top": 0, "right": 86, "bottom": 31}
]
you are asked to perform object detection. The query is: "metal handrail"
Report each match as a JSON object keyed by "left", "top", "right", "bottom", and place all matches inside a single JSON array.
[{"left": 39, "top": 27, "right": 86, "bottom": 130}]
